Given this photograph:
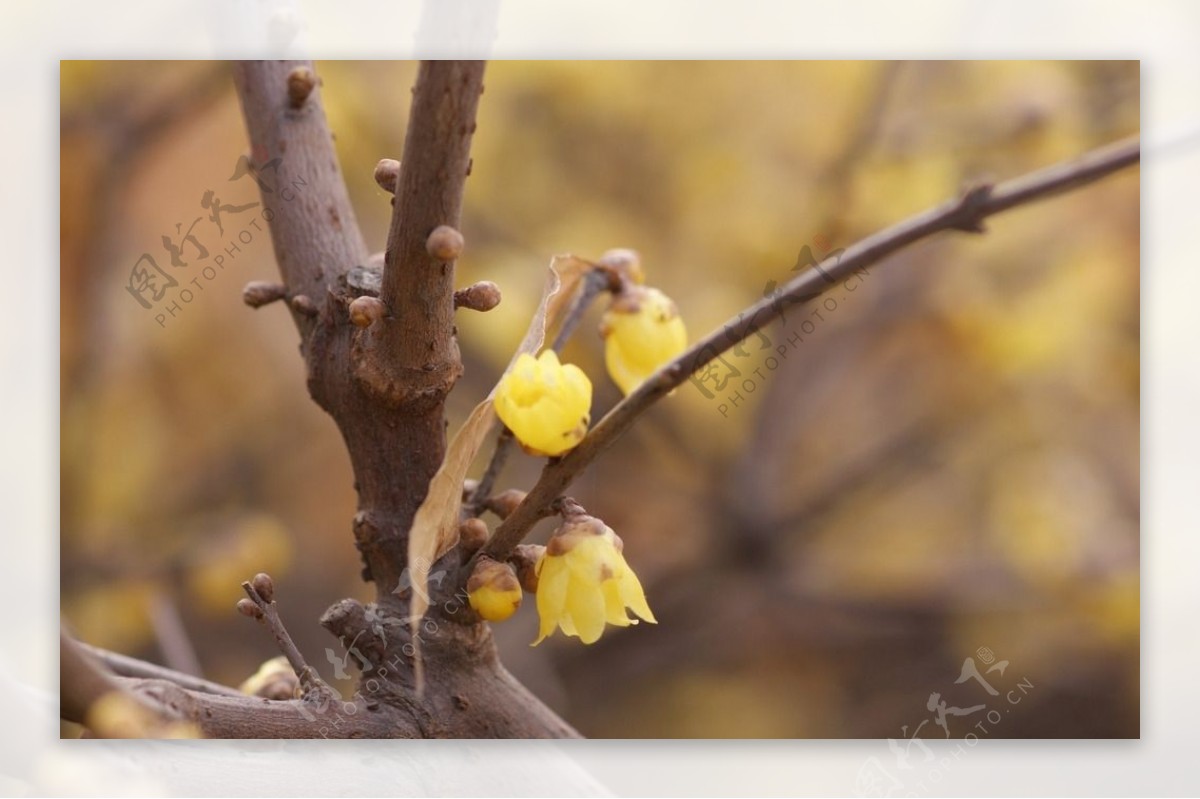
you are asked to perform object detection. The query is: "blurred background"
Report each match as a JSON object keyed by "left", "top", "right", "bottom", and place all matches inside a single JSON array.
[{"left": 60, "top": 60, "right": 1139, "bottom": 738}]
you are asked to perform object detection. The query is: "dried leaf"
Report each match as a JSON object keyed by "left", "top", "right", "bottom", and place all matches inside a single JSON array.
[{"left": 406, "top": 255, "right": 591, "bottom": 691}]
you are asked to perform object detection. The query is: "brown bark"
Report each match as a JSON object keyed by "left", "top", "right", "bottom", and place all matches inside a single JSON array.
[
  {"left": 214, "top": 59, "right": 576, "bottom": 738},
  {"left": 61, "top": 61, "right": 1139, "bottom": 740}
]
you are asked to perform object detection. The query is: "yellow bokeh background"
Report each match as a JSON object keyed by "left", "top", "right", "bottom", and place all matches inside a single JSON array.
[{"left": 60, "top": 60, "right": 1138, "bottom": 738}]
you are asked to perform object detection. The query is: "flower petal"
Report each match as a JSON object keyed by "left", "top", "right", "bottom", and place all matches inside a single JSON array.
[
  {"left": 565, "top": 571, "right": 607, "bottom": 644},
  {"left": 532, "top": 556, "right": 569, "bottom": 645}
]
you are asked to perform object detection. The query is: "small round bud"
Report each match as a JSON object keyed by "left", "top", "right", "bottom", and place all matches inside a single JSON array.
[
  {"left": 286, "top": 66, "right": 316, "bottom": 109},
  {"left": 290, "top": 294, "right": 318, "bottom": 317},
  {"left": 426, "top": 225, "right": 464, "bottom": 261},
  {"left": 485, "top": 488, "right": 527, "bottom": 520},
  {"left": 467, "top": 558, "right": 522, "bottom": 623},
  {"left": 458, "top": 518, "right": 489, "bottom": 554},
  {"left": 242, "top": 281, "right": 287, "bottom": 308},
  {"left": 348, "top": 295, "right": 386, "bottom": 328},
  {"left": 462, "top": 479, "right": 480, "bottom": 500},
  {"left": 509, "top": 544, "right": 545, "bottom": 593},
  {"left": 454, "top": 281, "right": 501, "bottom": 312},
  {"left": 373, "top": 159, "right": 400, "bottom": 194},
  {"left": 236, "top": 598, "right": 264, "bottom": 621},
  {"left": 251, "top": 572, "right": 275, "bottom": 603}
]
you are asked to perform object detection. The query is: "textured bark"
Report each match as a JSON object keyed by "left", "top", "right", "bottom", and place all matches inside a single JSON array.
[
  {"left": 61, "top": 62, "right": 1139, "bottom": 740},
  {"left": 215, "top": 60, "right": 577, "bottom": 739}
]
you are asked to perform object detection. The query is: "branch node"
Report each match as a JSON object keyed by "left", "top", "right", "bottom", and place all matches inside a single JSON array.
[
  {"left": 454, "top": 280, "right": 501, "bottom": 312},
  {"left": 286, "top": 66, "right": 317, "bottom": 109},
  {"left": 484, "top": 487, "right": 527, "bottom": 520},
  {"left": 426, "top": 225, "right": 465, "bottom": 261},
  {"left": 290, "top": 294, "right": 318, "bottom": 317},
  {"left": 349, "top": 295, "right": 387, "bottom": 328},
  {"left": 951, "top": 182, "right": 995, "bottom": 233},
  {"left": 240, "top": 576, "right": 331, "bottom": 699},
  {"left": 374, "top": 158, "right": 400, "bottom": 194},
  {"left": 242, "top": 281, "right": 288, "bottom": 308}
]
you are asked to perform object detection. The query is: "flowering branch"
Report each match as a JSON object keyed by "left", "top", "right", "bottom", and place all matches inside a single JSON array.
[
  {"left": 464, "top": 266, "right": 614, "bottom": 517},
  {"left": 479, "top": 135, "right": 1141, "bottom": 564}
]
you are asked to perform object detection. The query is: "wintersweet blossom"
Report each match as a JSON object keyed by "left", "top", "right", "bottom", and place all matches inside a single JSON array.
[
  {"left": 493, "top": 350, "right": 592, "bottom": 456},
  {"left": 467, "top": 558, "right": 523, "bottom": 623},
  {"left": 533, "top": 513, "right": 655, "bottom": 645},
  {"left": 600, "top": 285, "right": 687, "bottom": 395}
]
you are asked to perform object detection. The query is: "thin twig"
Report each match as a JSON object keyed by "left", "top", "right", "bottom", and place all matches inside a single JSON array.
[
  {"left": 240, "top": 578, "right": 330, "bottom": 697},
  {"left": 463, "top": 267, "right": 613, "bottom": 518},
  {"left": 148, "top": 587, "right": 204, "bottom": 678},
  {"left": 77, "top": 641, "right": 242, "bottom": 698},
  {"left": 478, "top": 135, "right": 1141, "bottom": 564}
]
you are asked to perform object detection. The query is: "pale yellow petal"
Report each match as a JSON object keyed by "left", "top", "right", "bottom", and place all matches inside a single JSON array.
[
  {"left": 532, "top": 557, "right": 569, "bottom": 645},
  {"left": 565, "top": 572, "right": 607, "bottom": 644},
  {"left": 617, "top": 566, "right": 656, "bottom": 624},
  {"left": 601, "top": 578, "right": 634, "bottom": 626}
]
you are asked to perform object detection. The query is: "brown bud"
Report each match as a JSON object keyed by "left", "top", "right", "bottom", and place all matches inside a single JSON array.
[
  {"left": 597, "top": 248, "right": 645, "bottom": 286},
  {"left": 426, "top": 225, "right": 464, "bottom": 261},
  {"left": 485, "top": 488, "right": 527, "bottom": 520},
  {"left": 348, "top": 295, "right": 386, "bottom": 328},
  {"left": 454, "top": 281, "right": 501, "bottom": 312},
  {"left": 236, "top": 598, "right": 264, "bottom": 621},
  {"left": 251, "top": 572, "right": 275, "bottom": 603},
  {"left": 458, "top": 518, "right": 489, "bottom": 554},
  {"left": 373, "top": 159, "right": 400, "bottom": 194},
  {"left": 290, "top": 294, "right": 318, "bottom": 317},
  {"left": 242, "top": 281, "right": 287, "bottom": 308},
  {"left": 509, "top": 544, "right": 545, "bottom": 593},
  {"left": 286, "top": 66, "right": 316, "bottom": 109}
]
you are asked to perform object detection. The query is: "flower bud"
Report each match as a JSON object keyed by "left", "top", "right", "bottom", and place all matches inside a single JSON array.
[
  {"left": 236, "top": 597, "right": 264, "bottom": 621},
  {"left": 286, "top": 66, "right": 316, "bottom": 108},
  {"left": 493, "top": 350, "right": 592, "bottom": 457},
  {"left": 600, "top": 285, "right": 687, "bottom": 395},
  {"left": 349, "top": 295, "right": 386, "bottom": 328},
  {"left": 374, "top": 159, "right": 400, "bottom": 194},
  {"left": 242, "top": 281, "right": 287, "bottom": 308},
  {"left": 251, "top": 572, "right": 275, "bottom": 603},
  {"left": 426, "top": 225, "right": 465, "bottom": 261},
  {"left": 239, "top": 655, "right": 299, "bottom": 700},
  {"left": 458, "top": 517, "right": 489, "bottom": 554},
  {"left": 454, "top": 281, "right": 502, "bottom": 312},
  {"left": 467, "top": 558, "right": 523, "bottom": 623},
  {"left": 486, "top": 488, "right": 527, "bottom": 520},
  {"left": 534, "top": 512, "right": 655, "bottom": 645}
]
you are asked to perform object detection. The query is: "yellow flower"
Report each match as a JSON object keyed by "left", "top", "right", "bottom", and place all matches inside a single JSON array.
[
  {"left": 494, "top": 350, "right": 592, "bottom": 457},
  {"left": 533, "top": 514, "right": 656, "bottom": 645},
  {"left": 467, "top": 558, "right": 523, "bottom": 623},
  {"left": 601, "top": 286, "right": 687, "bottom": 395}
]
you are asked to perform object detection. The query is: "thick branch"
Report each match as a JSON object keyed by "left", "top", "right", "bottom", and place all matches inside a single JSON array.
[
  {"left": 480, "top": 135, "right": 1140, "bottom": 562},
  {"left": 359, "top": 61, "right": 486, "bottom": 403},
  {"left": 61, "top": 630, "right": 126, "bottom": 725},
  {"left": 233, "top": 61, "right": 369, "bottom": 342}
]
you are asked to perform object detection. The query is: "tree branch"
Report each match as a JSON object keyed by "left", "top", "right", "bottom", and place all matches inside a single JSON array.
[
  {"left": 233, "top": 61, "right": 369, "bottom": 344},
  {"left": 464, "top": 266, "right": 612, "bottom": 517},
  {"left": 76, "top": 641, "right": 243, "bottom": 698},
  {"left": 479, "top": 135, "right": 1140, "bottom": 563},
  {"left": 358, "top": 61, "right": 486, "bottom": 404}
]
